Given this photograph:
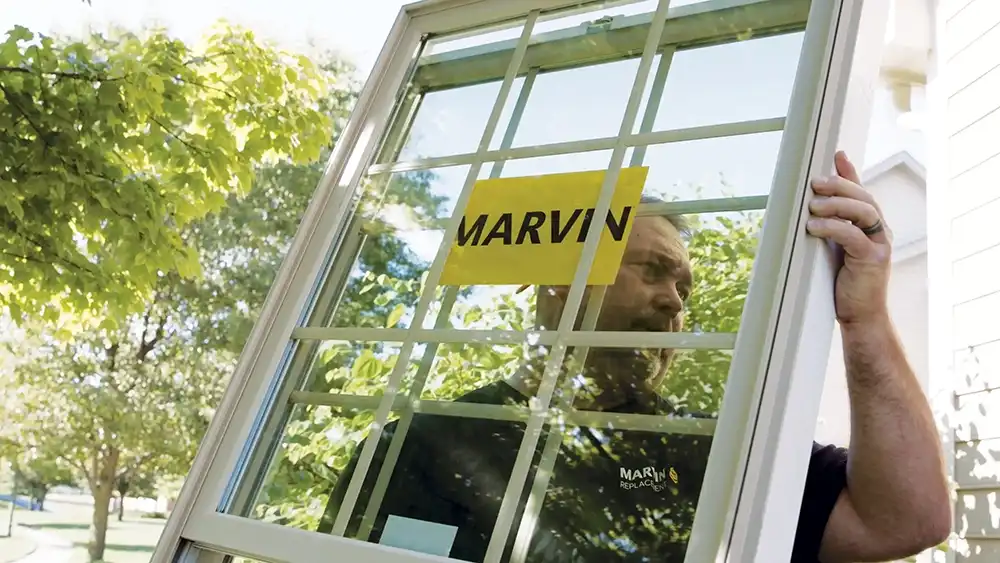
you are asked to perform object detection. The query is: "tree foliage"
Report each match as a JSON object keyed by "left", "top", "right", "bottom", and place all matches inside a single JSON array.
[
  {"left": 10, "top": 449, "right": 77, "bottom": 510},
  {"left": 0, "top": 23, "right": 333, "bottom": 322},
  {"left": 0, "top": 23, "right": 351, "bottom": 562}
]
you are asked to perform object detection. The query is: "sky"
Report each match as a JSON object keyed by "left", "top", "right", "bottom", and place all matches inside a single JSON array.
[{"left": 2, "top": 0, "right": 404, "bottom": 74}]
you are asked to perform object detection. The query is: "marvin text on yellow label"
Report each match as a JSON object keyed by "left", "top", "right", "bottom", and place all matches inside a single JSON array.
[{"left": 440, "top": 167, "right": 648, "bottom": 286}]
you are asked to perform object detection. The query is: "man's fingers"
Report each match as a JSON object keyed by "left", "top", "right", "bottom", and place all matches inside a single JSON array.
[
  {"left": 834, "top": 150, "right": 861, "bottom": 186},
  {"left": 809, "top": 196, "right": 881, "bottom": 229},
  {"left": 811, "top": 175, "right": 885, "bottom": 217},
  {"left": 806, "top": 217, "right": 873, "bottom": 259}
]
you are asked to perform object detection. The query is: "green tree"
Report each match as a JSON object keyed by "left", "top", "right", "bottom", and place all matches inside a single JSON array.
[
  {"left": 0, "top": 25, "right": 343, "bottom": 562},
  {"left": 3, "top": 330, "right": 221, "bottom": 561},
  {"left": 10, "top": 449, "right": 77, "bottom": 511},
  {"left": 0, "top": 23, "right": 332, "bottom": 323},
  {"left": 114, "top": 467, "right": 157, "bottom": 521}
]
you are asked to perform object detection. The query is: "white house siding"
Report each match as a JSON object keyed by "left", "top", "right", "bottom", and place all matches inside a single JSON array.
[{"left": 938, "top": 0, "right": 1000, "bottom": 560}]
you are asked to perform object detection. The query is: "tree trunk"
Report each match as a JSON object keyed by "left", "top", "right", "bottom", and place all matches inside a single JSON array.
[
  {"left": 4, "top": 482, "right": 14, "bottom": 538},
  {"left": 88, "top": 448, "right": 119, "bottom": 563},
  {"left": 115, "top": 479, "right": 129, "bottom": 523},
  {"left": 89, "top": 483, "right": 113, "bottom": 562},
  {"left": 34, "top": 486, "right": 48, "bottom": 512}
]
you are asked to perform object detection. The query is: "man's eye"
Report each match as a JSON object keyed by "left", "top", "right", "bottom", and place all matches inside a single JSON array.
[{"left": 643, "top": 262, "right": 665, "bottom": 279}]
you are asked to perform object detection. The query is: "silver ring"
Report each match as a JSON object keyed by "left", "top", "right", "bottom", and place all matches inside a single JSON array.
[{"left": 860, "top": 219, "right": 884, "bottom": 237}]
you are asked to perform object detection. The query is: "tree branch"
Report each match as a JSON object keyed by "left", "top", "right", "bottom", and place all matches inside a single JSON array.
[
  {"left": 114, "top": 452, "right": 155, "bottom": 482},
  {"left": 0, "top": 83, "right": 50, "bottom": 145},
  {"left": 174, "top": 76, "right": 238, "bottom": 101},
  {"left": 149, "top": 117, "right": 207, "bottom": 156},
  {"left": 181, "top": 51, "right": 237, "bottom": 67},
  {"left": 137, "top": 296, "right": 167, "bottom": 361},
  {"left": 0, "top": 250, "right": 50, "bottom": 267},
  {"left": 106, "top": 341, "right": 120, "bottom": 373},
  {"left": 0, "top": 66, "right": 123, "bottom": 82}
]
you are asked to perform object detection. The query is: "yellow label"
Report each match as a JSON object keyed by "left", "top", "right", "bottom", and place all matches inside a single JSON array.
[{"left": 440, "top": 167, "right": 648, "bottom": 286}]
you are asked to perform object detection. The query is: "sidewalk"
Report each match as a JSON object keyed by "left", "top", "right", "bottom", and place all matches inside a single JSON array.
[{"left": 13, "top": 524, "right": 72, "bottom": 563}]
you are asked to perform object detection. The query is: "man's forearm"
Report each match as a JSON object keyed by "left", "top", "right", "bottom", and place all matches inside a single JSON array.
[{"left": 841, "top": 313, "right": 950, "bottom": 547}]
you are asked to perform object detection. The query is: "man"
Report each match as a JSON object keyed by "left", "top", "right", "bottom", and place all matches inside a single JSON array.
[{"left": 319, "top": 152, "right": 949, "bottom": 562}]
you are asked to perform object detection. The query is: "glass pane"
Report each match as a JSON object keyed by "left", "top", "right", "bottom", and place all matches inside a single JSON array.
[
  {"left": 384, "top": 19, "right": 529, "bottom": 161},
  {"left": 232, "top": 2, "right": 816, "bottom": 562},
  {"left": 485, "top": 1, "right": 669, "bottom": 150},
  {"left": 415, "top": 343, "right": 548, "bottom": 402},
  {"left": 326, "top": 406, "right": 530, "bottom": 560},
  {"left": 300, "top": 340, "right": 418, "bottom": 397},
  {"left": 308, "top": 165, "right": 465, "bottom": 329},
  {"left": 567, "top": 208, "right": 763, "bottom": 336},
  {"left": 499, "top": 383, "right": 717, "bottom": 560},
  {"left": 306, "top": 345, "right": 722, "bottom": 561},
  {"left": 642, "top": 33, "right": 805, "bottom": 131},
  {"left": 398, "top": 81, "right": 512, "bottom": 161},
  {"left": 509, "top": 59, "right": 638, "bottom": 147},
  {"left": 251, "top": 405, "right": 387, "bottom": 531},
  {"left": 629, "top": 132, "right": 784, "bottom": 200}
]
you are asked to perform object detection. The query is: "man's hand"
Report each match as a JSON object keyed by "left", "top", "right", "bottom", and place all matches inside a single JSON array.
[{"left": 806, "top": 151, "right": 892, "bottom": 325}]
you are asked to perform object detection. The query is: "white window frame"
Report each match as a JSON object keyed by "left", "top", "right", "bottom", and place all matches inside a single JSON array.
[{"left": 149, "top": 1, "right": 886, "bottom": 562}]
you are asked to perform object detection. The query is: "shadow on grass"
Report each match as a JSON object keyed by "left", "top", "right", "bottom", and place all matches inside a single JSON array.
[
  {"left": 72, "top": 542, "right": 155, "bottom": 553},
  {"left": 21, "top": 523, "right": 90, "bottom": 531}
]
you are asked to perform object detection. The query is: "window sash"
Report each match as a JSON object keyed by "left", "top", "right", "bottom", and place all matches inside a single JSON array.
[{"left": 150, "top": 1, "right": 876, "bottom": 562}]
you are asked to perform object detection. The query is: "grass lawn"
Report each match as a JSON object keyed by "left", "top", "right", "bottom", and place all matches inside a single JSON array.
[{"left": 1, "top": 495, "right": 166, "bottom": 563}]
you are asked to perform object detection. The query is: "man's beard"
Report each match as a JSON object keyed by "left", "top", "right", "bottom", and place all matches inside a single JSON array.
[{"left": 569, "top": 348, "right": 664, "bottom": 409}]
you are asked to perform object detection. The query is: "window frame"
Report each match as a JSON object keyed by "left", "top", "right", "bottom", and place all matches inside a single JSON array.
[{"left": 148, "top": 2, "right": 882, "bottom": 562}]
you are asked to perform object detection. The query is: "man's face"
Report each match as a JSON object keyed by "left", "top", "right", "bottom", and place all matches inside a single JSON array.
[{"left": 541, "top": 216, "right": 693, "bottom": 396}]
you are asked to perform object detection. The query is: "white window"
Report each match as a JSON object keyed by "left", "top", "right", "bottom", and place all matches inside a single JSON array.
[{"left": 151, "top": 1, "right": 879, "bottom": 562}]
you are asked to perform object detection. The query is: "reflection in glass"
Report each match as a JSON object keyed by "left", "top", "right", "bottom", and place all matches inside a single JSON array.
[
  {"left": 311, "top": 167, "right": 464, "bottom": 329},
  {"left": 252, "top": 406, "right": 391, "bottom": 532},
  {"left": 301, "top": 340, "right": 415, "bottom": 397},
  {"left": 399, "top": 81, "right": 509, "bottom": 160},
  {"left": 419, "top": 344, "right": 548, "bottom": 401},
  {"left": 309, "top": 346, "right": 722, "bottom": 561},
  {"left": 547, "top": 209, "right": 762, "bottom": 338}
]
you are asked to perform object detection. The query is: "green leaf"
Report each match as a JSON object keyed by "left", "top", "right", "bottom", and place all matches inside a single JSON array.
[
  {"left": 3, "top": 196, "right": 24, "bottom": 220},
  {"left": 175, "top": 248, "right": 202, "bottom": 279},
  {"left": 386, "top": 304, "right": 405, "bottom": 328}
]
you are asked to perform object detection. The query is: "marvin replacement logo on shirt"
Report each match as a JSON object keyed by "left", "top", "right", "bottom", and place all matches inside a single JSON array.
[{"left": 620, "top": 465, "right": 679, "bottom": 492}]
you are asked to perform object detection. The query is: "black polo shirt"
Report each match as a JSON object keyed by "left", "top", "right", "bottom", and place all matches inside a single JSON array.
[{"left": 319, "top": 381, "right": 847, "bottom": 562}]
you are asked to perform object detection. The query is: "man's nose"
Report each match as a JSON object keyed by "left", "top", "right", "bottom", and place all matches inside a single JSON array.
[{"left": 651, "top": 284, "right": 684, "bottom": 318}]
